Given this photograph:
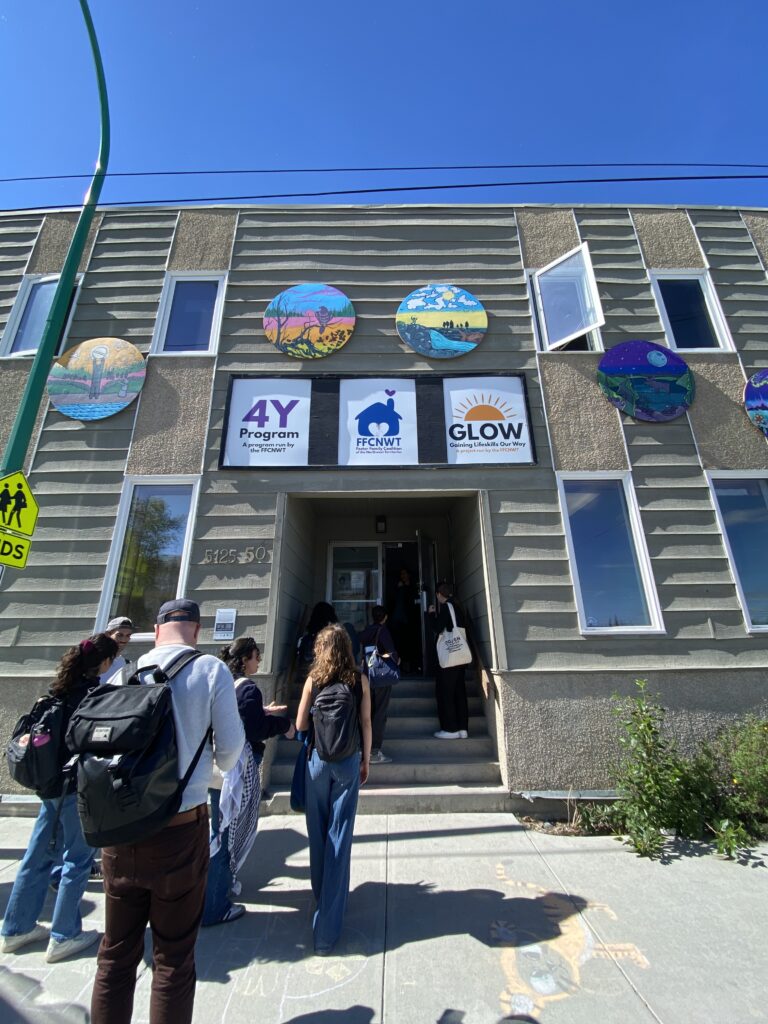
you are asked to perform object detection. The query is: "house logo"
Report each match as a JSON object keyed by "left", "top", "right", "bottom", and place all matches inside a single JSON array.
[{"left": 356, "top": 391, "right": 403, "bottom": 450}]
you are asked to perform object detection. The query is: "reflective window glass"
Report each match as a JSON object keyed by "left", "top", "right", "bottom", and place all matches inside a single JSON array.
[
  {"left": 535, "top": 246, "right": 604, "bottom": 350},
  {"left": 162, "top": 279, "right": 219, "bottom": 352},
  {"left": 109, "top": 484, "right": 193, "bottom": 629},
  {"left": 563, "top": 478, "right": 653, "bottom": 629},
  {"left": 657, "top": 278, "right": 720, "bottom": 349},
  {"left": 712, "top": 478, "right": 768, "bottom": 627},
  {"left": 10, "top": 279, "right": 59, "bottom": 354}
]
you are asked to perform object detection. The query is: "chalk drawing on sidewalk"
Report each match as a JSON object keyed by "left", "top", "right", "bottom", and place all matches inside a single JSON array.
[{"left": 492, "top": 865, "right": 649, "bottom": 1020}]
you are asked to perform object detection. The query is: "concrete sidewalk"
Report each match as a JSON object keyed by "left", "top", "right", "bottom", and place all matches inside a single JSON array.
[{"left": 0, "top": 812, "right": 766, "bottom": 1023}]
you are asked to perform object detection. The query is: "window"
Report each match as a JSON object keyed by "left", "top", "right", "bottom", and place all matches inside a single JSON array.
[
  {"left": 710, "top": 475, "right": 768, "bottom": 630},
  {"left": 151, "top": 272, "right": 226, "bottom": 354},
  {"left": 531, "top": 243, "right": 605, "bottom": 351},
  {"left": 1, "top": 274, "right": 80, "bottom": 356},
  {"left": 98, "top": 478, "right": 199, "bottom": 637},
  {"left": 650, "top": 270, "right": 732, "bottom": 351},
  {"left": 558, "top": 474, "right": 663, "bottom": 633}
]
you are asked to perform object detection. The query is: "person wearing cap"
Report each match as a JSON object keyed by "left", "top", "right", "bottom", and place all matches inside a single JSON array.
[
  {"left": 99, "top": 616, "right": 136, "bottom": 684},
  {"left": 90, "top": 599, "right": 244, "bottom": 1024}
]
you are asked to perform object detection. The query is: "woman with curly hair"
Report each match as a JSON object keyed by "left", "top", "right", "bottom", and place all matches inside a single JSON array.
[
  {"left": 296, "top": 623, "right": 371, "bottom": 954},
  {"left": 203, "top": 637, "right": 294, "bottom": 926},
  {"left": 1, "top": 633, "right": 118, "bottom": 962}
]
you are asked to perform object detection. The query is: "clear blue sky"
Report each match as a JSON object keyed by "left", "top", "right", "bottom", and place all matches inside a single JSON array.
[{"left": 1, "top": 0, "right": 767, "bottom": 211}]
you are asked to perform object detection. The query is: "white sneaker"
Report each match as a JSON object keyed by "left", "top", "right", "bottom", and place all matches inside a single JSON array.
[
  {"left": 1, "top": 924, "right": 49, "bottom": 953},
  {"left": 458, "top": 730, "right": 468, "bottom": 739},
  {"left": 45, "top": 930, "right": 100, "bottom": 963},
  {"left": 370, "top": 749, "right": 393, "bottom": 764},
  {"left": 433, "top": 730, "right": 461, "bottom": 739}
]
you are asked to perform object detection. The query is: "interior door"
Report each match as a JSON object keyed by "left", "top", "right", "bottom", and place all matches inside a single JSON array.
[
  {"left": 416, "top": 529, "right": 436, "bottom": 675},
  {"left": 328, "top": 543, "right": 381, "bottom": 631}
]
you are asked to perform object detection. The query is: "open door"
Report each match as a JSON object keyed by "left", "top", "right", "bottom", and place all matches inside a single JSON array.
[{"left": 416, "top": 528, "right": 437, "bottom": 676}]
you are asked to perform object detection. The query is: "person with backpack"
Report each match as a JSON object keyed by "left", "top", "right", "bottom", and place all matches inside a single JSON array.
[
  {"left": 89, "top": 599, "right": 244, "bottom": 1024},
  {"left": 297, "top": 601, "right": 338, "bottom": 667},
  {"left": 358, "top": 605, "right": 400, "bottom": 764},
  {"left": 202, "top": 637, "right": 294, "bottom": 927},
  {"left": 296, "top": 623, "right": 371, "bottom": 955},
  {"left": 1, "top": 633, "right": 118, "bottom": 962}
]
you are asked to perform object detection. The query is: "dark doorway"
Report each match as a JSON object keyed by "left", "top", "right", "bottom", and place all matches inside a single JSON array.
[{"left": 384, "top": 541, "right": 425, "bottom": 676}]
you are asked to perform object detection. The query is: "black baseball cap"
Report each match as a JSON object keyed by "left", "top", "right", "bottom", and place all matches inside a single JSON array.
[{"left": 156, "top": 599, "right": 200, "bottom": 625}]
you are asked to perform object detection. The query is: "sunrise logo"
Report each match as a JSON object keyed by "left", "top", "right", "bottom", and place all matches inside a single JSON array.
[{"left": 448, "top": 393, "right": 524, "bottom": 442}]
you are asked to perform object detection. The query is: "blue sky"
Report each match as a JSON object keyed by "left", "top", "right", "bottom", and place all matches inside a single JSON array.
[{"left": 1, "top": 0, "right": 767, "bottom": 211}]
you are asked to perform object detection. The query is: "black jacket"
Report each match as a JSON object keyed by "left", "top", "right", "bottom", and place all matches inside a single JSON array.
[
  {"left": 235, "top": 679, "right": 291, "bottom": 757},
  {"left": 430, "top": 599, "right": 466, "bottom": 635}
]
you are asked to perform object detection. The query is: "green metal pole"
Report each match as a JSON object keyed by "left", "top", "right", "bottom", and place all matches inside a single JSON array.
[{"left": 1, "top": 0, "right": 110, "bottom": 474}]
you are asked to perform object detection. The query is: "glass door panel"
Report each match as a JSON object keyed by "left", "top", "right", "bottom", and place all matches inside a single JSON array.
[{"left": 329, "top": 544, "right": 381, "bottom": 631}]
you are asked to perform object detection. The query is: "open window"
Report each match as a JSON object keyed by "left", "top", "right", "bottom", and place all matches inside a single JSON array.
[
  {"left": 709, "top": 474, "right": 768, "bottom": 631},
  {"left": 1, "top": 274, "right": 81, "bottom": 357},
  {"left": 558, "top": 473, "right": 664, "bottom": 634},
  {"left": 151, "top": 272, "right": 227, "bottom": 355},
  {"left": 96, "top": 477, "right": 200, "bottom": 639},
  {"left": 531, "top": 243, "right": 605, "bottom": 352},
  {"left": 650, "top": 270, "right": 733, "bottom": 351}
]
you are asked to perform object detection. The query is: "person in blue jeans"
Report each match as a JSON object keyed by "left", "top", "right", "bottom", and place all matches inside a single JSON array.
[
  {"left": 203, "top": 638, "right": 294, "bottom": 926},
  {"left": 296, "top": 624, "right": 371, "bottom": 954},
  {"left": 1, "top": 633, "right": 118, "bottom": 962}
]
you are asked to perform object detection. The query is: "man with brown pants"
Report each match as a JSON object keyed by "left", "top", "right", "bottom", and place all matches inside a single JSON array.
[{"left": 90, "top": 599, "right": 244, "bottom": 1024}]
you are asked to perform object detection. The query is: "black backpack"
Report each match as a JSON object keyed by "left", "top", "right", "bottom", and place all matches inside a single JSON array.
[
  {"left": 65, "top": 649, "right": 208, "bottom": 847},
  {"left": 6, "top": 694, "right": 68, "bottom": 799},
  {"left": 298, "top": 632, "right": 316, "bottom": 664},
  {"left": 311, "top": 680, "right": 360, "bottom": 762}
]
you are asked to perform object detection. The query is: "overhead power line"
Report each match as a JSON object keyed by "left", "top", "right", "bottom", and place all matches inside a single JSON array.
[
  {"left": 1, "top": 161, "right": 768, "bottom": 186},
  {"left": 9, "top": 171, "right": 768, "bottom": 212}
]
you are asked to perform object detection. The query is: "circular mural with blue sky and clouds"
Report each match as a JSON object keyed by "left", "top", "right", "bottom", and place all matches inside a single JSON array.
[{"left": 396, "top": 284, "right": 487, "bottom": 359}]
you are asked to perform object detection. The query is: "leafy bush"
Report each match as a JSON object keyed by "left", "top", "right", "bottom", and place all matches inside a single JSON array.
[{"left": 582, "top": 681, "right": 768, "bottom": 859}]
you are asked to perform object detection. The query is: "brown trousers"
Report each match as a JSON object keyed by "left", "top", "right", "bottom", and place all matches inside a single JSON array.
[{"left": 90, "top": 807, "right": 209, "bottom": 1024}]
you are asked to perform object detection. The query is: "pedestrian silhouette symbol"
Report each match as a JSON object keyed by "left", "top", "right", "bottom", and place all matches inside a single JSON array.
[{"left": 0, "top": 472, "right": 38, "bottom": 538}]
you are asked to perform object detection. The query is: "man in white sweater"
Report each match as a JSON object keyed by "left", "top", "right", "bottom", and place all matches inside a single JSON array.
[{"left": 90, "top": 599, "right": 244, "bottom": 1024}]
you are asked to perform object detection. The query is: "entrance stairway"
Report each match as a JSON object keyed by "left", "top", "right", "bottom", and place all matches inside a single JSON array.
[{"left": 262, "top": 671, "right": 511, "bottom": 814}]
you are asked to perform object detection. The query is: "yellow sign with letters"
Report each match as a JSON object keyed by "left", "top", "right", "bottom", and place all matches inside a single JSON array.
[
  {"left": 0, "top": 531, "right": 31, "bottom": 569},
  {"left": 0, "top": 471, "right": 38, "bottom": 538}
]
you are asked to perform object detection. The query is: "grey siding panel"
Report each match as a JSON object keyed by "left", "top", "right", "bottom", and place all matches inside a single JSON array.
[{"left": 689, "top": 208, "right": 768, "bottom": 367}]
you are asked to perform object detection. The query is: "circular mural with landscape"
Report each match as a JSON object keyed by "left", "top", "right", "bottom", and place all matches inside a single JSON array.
[
  {"left": 47, "top": 337, "right": 146, "bottom": 421},
  {"left": 263, "top": 283, "right": 355, "bottom": 359},
  {"left": 596, "top": 339, "right": 695, "bottom": 422},
  {"left": 744, "top": 368, "right": 768, "bottom": 436},
  {"left": 396, "top": 284, "right": 487, "bottom": 359}
]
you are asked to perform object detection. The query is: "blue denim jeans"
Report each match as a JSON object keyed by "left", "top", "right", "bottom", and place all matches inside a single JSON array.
[
  {"left": 1, "top": 792, "right": 95, "bottom": 943},
  {"left": 305, "top": 748, "right": 361, "bottom": 952},
  {"left": 202, "top": 788, "right": 233, "bottom": 925}
]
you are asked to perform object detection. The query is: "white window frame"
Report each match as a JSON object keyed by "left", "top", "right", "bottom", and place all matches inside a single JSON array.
[
  {"left": 649, "top": 269, "right": 734, "bottom": 353},
  {"left": 707, "top": 470, "right": 768, "bottom": 633},
  {"left": 530, "top": 242, "right": 605, "bottom": 352},
  {"left": 150, "top": 271, "right": 227, "bottom": 356},
  {"left": 95, "top": 475, "right": 201, "bottom": 642},
  {"left": 557, "top": 470, "right": 665, "bottom": 635},
  {"left": 0, "top": 273, "right": 82, "bottom": 357}
]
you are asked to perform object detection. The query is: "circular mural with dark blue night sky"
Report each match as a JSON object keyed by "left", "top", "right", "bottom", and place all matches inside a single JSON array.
[
  {"left": 597, "top": 340, "right": 695, "bottom": 422},
  {"left": 744, "top": 368, "right": 768, "bottom": 436}
]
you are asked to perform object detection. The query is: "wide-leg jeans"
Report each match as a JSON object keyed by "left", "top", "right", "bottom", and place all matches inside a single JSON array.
[
  {"left": 305, "top": 748, "right": 361, "bottom": 952},
  {"left": 1, "top": 792, "right": 95, "bottom": 943}
]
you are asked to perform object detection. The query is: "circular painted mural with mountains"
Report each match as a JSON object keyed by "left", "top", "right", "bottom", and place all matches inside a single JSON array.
[
  {"left": 597, "top": 340, "right": 695, "bottom": 422},
  {"left": 263, "top": 283, "right": 355, "bottom": 359},
  {"left": 744, "top": 368, "right": 768, "bottom": 436},
  {"left": 396, "top": 284, "right": 487, "bottom": 359},
  {"left": 47, "top": 337, "right": 146, "bottom": 421}
]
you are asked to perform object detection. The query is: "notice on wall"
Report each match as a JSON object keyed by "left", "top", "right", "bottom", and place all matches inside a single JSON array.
[
  {"left": 222, "top": 378, "right": 311, "bottom": 467},
  {"left": 338, "top": 379, "right": 419, "bottom": 466},
  {"left": 442, "top": 376, "right": 532, "bottom": 464}
]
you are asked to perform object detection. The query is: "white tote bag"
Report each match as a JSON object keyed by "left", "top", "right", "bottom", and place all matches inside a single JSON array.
[{"left": 436, "top": 602, "right": 472, "bottom": 669}]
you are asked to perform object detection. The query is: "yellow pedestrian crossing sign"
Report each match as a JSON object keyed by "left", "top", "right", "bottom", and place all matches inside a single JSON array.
[
  {"left": 0, "top": 532, "right": 31, "bottom": 569},
  {"left": 0, "top": 471, "right": 38, "bottom": 538}
]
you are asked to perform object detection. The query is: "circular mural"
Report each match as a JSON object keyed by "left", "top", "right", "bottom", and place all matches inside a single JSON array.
[
  {"left": 396, "top": 284, "right": 487, "bottom": 359},
  {"left": 596, "top": 340, "right": 695, "bottom": 422},
  {"left": 263, "top": 283, "right": 355, "bottom": 359},
  {"left": 744, "top": 368, "right": 768, "bottom": 436},
  {"left": 47, "top": 337, "right": 146, "bottom": 421}
]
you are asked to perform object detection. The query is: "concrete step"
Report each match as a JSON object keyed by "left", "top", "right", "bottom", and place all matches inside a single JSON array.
[
  {"left": 286, "top": 696, "right": 486, "bottom": 717},
  {"left": 270, "top": 757, "right": 501, "bottom": 786},
  {"left": 272, "top": 734, "right": 494, "bottom": 762},
  {"left": 262, "top": 783, "right": 515, "bottom": 815}
]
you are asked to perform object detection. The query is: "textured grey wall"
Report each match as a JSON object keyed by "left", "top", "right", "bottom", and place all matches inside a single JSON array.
[
  {"left": 538, "top": 353, "right": 627, "bottom": 471},
  {"left": 516, "top": 208, "right": 579, "bottom": 268},
  {"left": 687, "top": 354, "right": 768, "bottom": 470},
  {"left": 168, "top": 210, "right": 238, "bottom": 271},
  {"left": 632, "top": 209, "right": 704, "bottom": 269},
  {"left": 126, "top": 357, "right": 215, "bottom": 476}
]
